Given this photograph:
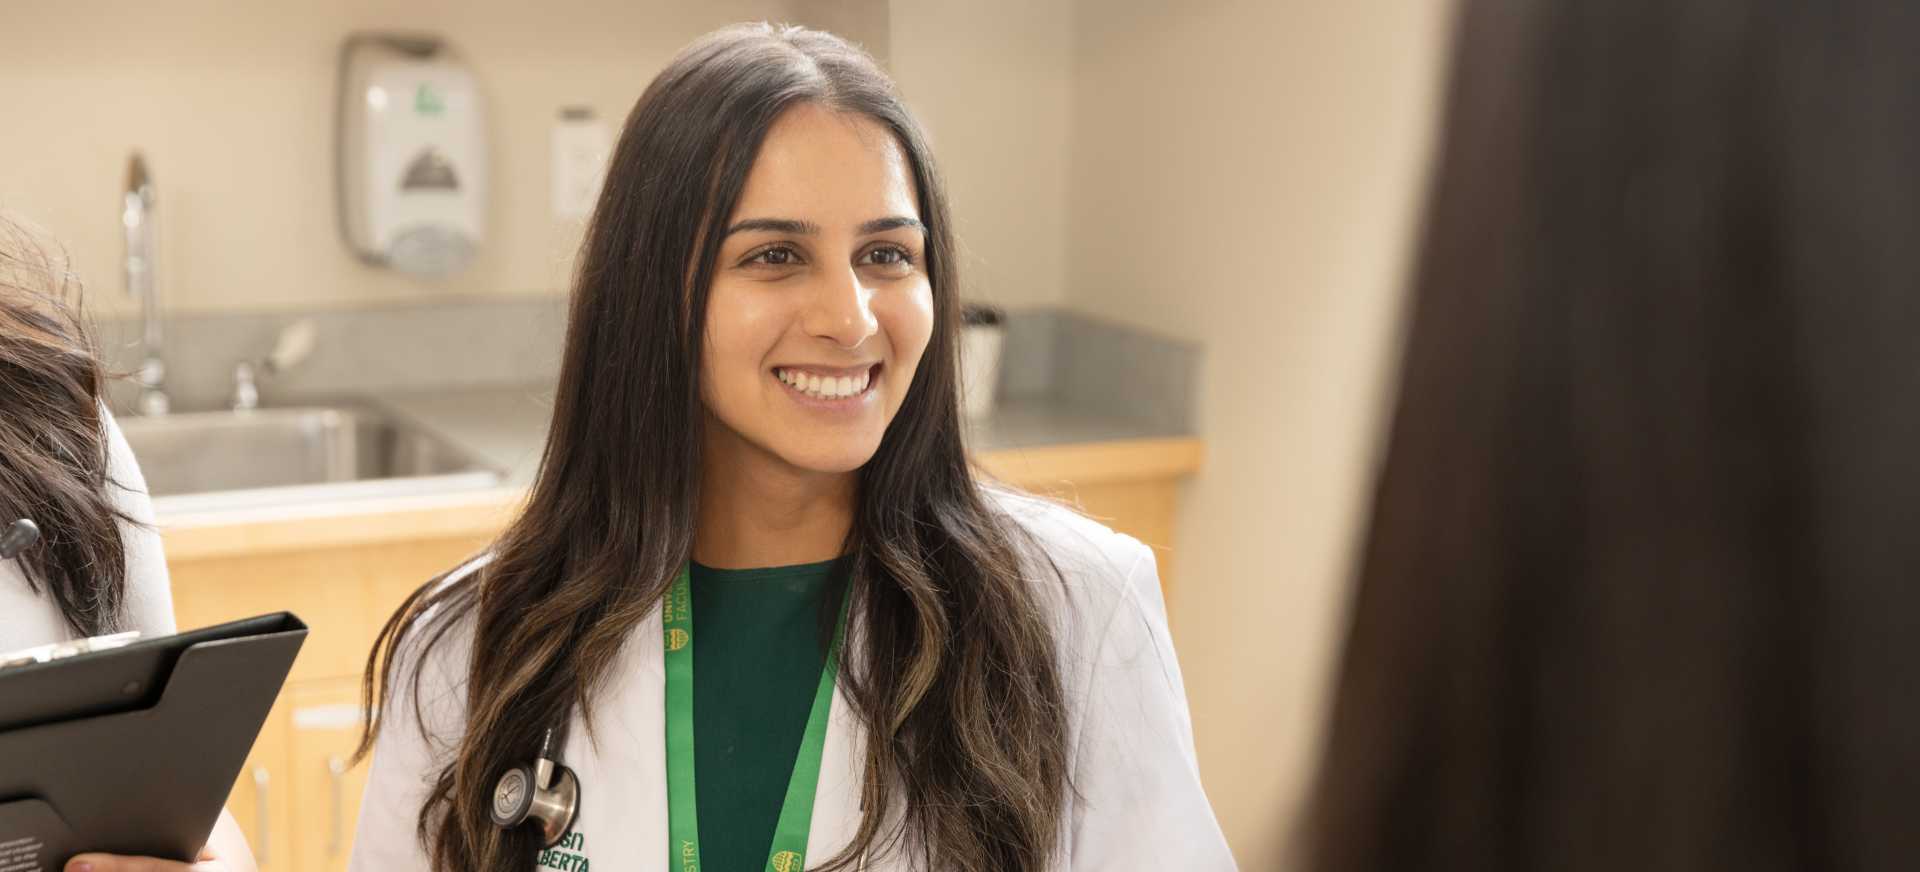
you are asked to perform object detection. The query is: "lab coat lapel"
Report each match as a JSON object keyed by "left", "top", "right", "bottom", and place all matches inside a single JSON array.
[
  {"left": 804, "top": 678, "right": 866, "bottom": 863},
  {"left": 556, "top": 599, "right": 672, "bottom": 868},
  {"left": 637, "top": 606, "right": 668, "bottom": 872},
  {"left": 633, "top": 601, "right": 672, "bottom": 862}
]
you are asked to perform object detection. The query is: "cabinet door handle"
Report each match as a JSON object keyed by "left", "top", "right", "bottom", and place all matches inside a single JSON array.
[
  {"left": 327, "top": 755, "right": 349, "bottom": 857},
  {"left": 252, "top": 766, "right": 270, "bottom": 867}
]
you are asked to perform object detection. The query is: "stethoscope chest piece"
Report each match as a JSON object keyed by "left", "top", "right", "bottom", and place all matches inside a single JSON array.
[{"left": 491, "top": 728, "right": 580, "bottom": 848}]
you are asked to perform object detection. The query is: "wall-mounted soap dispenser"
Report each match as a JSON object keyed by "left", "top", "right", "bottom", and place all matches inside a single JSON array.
[{"left": 337, "top": 33, "right": 486, "bottom": 277}]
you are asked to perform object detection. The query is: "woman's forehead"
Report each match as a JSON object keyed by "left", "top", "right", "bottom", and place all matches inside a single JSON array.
[{"left": 730, "top": 103, "right": 921, "bottom": 227}]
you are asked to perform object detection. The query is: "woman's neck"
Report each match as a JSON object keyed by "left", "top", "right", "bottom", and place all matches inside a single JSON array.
[{"left": 694, "top": 428, "right": 857, "bottom": 570}]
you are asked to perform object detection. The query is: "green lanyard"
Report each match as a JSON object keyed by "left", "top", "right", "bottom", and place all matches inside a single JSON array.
[{"left": 663, "top": 564, "right": 849, "bottom": 872}]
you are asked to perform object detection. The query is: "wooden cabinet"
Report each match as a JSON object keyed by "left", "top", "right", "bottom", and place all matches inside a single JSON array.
[
  {"left": 170, "top": 535, "right": 490, "bottom": 870},
  {"left": 228, "top": 693, "right": 290, "bottom": 870},
  {"left": 286, "top": 679, "right": 371, "bottom": 872},
  {"left": 977, "top": 437, "right": 1200, "bottom": 594},
  {"left": 217, "top": 679, "right": 374, "bottom": 872},
  {"left": 169, "top": 537, "right": 489, "bottom": 686}
]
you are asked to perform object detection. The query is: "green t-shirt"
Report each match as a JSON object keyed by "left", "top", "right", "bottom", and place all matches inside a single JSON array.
[{"left": 689, "top": 557, "right": 844, "bottom": 872}]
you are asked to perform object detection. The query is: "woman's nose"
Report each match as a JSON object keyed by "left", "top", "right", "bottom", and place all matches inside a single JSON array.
[{"left": 804, "top": 265, "right": 879, "bottom": 349}]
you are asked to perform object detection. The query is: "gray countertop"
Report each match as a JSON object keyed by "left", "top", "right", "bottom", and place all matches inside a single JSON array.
[{"left": 367, "top": 384, "right": 1192, "bottom": 488}]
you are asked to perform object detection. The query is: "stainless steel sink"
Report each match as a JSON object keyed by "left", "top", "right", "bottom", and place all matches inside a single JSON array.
[{"left": 117, "top": 405, "right": 503, "bottom": 514}]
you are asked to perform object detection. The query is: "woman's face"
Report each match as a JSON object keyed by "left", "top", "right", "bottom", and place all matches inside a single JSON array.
[{"left": 699, "top": 103, "right": 935, "bottom": 476}]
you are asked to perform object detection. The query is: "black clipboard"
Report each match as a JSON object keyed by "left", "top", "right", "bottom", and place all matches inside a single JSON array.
[{"left": 0, "top": 612, "right": 306, "bottom": 870}]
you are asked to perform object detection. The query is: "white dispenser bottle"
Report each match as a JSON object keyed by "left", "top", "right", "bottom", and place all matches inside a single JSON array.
[{"left": 337, "top": 34, "right": 487, "bottom": 277}]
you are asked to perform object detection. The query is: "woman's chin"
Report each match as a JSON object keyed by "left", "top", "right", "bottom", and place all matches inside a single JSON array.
[
  {"left": 780, "top": 449, "right": 878, "bottom": 476},
  {"left": 768, "top": 437, "right": 885, "bottom": 477}
]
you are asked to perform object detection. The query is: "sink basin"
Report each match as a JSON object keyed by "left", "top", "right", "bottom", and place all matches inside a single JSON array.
[{"left": 117, "top": 405, "right": 503, "bottom": 514}]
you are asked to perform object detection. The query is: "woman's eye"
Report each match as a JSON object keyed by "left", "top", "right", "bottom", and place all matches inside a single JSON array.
[
  {"left": 863, "top": 245, "right": 915, "bottom": 268},
  {"left": 748, "top": 245, "right": 801, "bottom": 266}
]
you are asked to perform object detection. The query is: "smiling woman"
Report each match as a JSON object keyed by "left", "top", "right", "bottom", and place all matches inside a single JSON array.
[{"left": 349, "top": 22, "right": 1232, "bottom": 872}]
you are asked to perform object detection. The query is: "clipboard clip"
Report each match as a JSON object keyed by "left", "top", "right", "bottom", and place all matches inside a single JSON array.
[{"left": 0, "top": 631, "right": 143, "bottom": 671}]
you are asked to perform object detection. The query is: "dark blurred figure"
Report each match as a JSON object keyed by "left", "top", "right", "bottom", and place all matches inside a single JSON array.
[{"left": 1306, "top": 2, "right": 1919, "bottom": 871}]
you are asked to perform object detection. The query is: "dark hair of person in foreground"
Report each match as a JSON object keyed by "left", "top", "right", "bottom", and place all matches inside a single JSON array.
[{"left": 1307, "top": 2, "right": 1919, "bottom": 870}]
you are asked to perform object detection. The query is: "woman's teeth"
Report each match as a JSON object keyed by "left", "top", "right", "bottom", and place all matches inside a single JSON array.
[{"left": 776, "top": 367, "right": 871, "bottom": 400}]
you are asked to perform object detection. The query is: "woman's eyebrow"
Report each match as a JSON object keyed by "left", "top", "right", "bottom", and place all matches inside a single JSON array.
[
  {"left": 723, "top": 216, "right": 926, "bottom": 237},
  {"left": 857, "top": 216, "right": 926, "bottom": 235},
  {"left": 726, "top": 217, "right": 819, "bottom": 236}
]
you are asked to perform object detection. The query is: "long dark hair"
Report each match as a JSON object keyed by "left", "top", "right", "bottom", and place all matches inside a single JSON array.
[
  {"left": 0, "top": 216, "right": 131, "bottom": 637},
  {"left": 358, "top": 23, "right": 1071, "bottom": 872},
  {"left": 1309, "top": 1, "right": 1920, "bottom": 870}
]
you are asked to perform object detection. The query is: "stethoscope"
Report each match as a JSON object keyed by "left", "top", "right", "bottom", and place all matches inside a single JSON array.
[
  {"left": 0, "top": 517, "right": 39, "bottom": 561},
  {"left": 489, "top": 726, "right": 580, "bottom": 847}
]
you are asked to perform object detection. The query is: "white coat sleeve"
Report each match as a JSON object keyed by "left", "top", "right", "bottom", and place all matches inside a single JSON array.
[
  {"left": 102, "top": 407, "right": 175, "bottom": 636},
  {"left": 1068, "top": 542, "right": 1236, "bottom": 869},
  {"left": 348, "top": 612, "right": 471, "bottom": 872}
]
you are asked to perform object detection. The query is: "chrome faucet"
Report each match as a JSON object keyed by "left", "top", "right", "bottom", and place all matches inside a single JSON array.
[
  {"left": 122, "top": 153, "right": 169, "bottom": 415},
  {"left": 231, "top": 319, "right": 318, "bottom": 411}
]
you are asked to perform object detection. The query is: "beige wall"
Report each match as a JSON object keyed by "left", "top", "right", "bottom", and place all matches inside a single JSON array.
[
  {"left": 1064, "top": 0, "right": 1452, "bottom": 865},
  {"left": 0, "top": 0, "right": 792, "bottom": 316},
  {"left": 888, "top": 0, "right": 1075, "bottom": 311},
  {"left": 1, "top": 0, "right": 1071, "bottom": 317},
  {"left": 790, "top": 0, "right": 890, "bottom": 68}
]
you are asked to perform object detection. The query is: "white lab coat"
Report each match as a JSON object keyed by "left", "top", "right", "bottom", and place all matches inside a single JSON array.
[{"left": 349, "top": 488, "right": 1236, "bottom": 871}]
